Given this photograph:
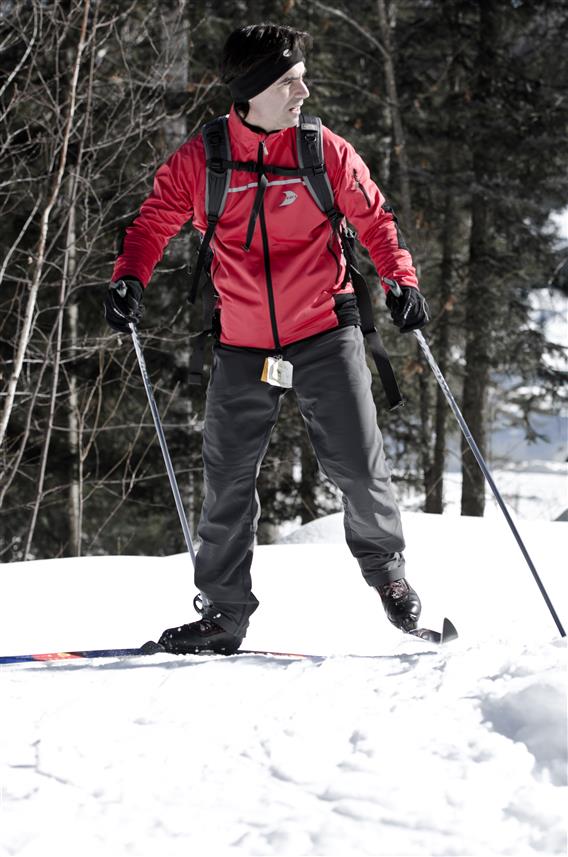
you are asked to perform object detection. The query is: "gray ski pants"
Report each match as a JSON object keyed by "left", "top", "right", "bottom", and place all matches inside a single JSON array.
[{"left": 194, "top": 325, "right": 406, "bottom": 637}]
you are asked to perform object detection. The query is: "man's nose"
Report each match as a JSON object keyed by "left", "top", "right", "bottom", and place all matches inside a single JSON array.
[{"left": 295, "top": 78, "right": 309, "bottom": 98}]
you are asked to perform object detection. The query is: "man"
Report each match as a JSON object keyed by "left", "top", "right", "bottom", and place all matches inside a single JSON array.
[{"left": 104, "top": 24, "right": 429, "bottom": 655}]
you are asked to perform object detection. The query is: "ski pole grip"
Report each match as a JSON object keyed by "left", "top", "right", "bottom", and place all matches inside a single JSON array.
[
  {"left": 111, "top": 279, "right": 128, "bottom": 299},
  {"left": 383, "top": 277, "right": 402, "bottom": 298}
]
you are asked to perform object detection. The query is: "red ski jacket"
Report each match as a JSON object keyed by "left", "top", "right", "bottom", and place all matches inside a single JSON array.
[{"left": 112, "top": 106, "right": 419, "bottom": 350}]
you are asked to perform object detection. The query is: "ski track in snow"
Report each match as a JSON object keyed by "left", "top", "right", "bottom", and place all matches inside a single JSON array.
[{"left": 1, "top": 638, "right": 566, "bottom": 857}]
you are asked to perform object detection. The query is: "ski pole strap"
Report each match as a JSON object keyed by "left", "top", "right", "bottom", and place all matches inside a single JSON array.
[
  {"left": 338, "top": 229, "right": 404, "bottom": 410},
  {"left": 364, "top": 329, "right": 405, "bottom": 410}
]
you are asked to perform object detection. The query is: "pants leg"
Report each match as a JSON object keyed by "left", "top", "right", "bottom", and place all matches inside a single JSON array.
[
  {"left": 289, "top": 326, "right": 405, "bottom": 587},
  {"left": 195, "top": 345, "right": 286, "bottom": 637}
]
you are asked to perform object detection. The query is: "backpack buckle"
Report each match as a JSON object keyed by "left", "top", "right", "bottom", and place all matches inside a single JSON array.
[{"left": 329, "top": 209, "right": 344, "bottom": 231}]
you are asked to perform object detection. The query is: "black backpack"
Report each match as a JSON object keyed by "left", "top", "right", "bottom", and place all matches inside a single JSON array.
[{"left": 188, "top": 113, "right": 404, "bottom": 409}]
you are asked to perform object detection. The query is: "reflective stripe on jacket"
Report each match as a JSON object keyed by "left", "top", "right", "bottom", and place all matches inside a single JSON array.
[{"left": 112, "top": 105, "right": 419, "bottom": 349}]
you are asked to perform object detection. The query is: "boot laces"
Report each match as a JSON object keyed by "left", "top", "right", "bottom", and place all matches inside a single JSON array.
[
  {"left": 381, "top": 579, "right": 409, "bottom": 601},
  {"left": 198, "top": 619, "right": 224, "bottom": 634}
]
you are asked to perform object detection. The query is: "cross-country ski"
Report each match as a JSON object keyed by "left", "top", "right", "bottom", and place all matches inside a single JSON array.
[{"left": 0, "top": 619, "right": 459, "bottom": 666}]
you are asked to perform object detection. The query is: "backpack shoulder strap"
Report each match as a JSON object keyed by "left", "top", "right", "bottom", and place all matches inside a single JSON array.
[
  {"left": 203, "top": 115, "right": 232, "bottom": 219},
  {"left": 189, "top": 115, "right": 232, "bottom": 304},
  {"left": 295, "top": 115, "right": 338, "bottom": 222},
  {"left": 296, "top": 115, "right": 404, "bottom": 410}
]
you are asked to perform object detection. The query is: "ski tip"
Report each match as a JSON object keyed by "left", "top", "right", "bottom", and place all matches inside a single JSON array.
[
  {"left": 441, "top": 618, "right": 458, "bottom": 644},
  {"left": 408, "top": 618, "right": 458, "bottom": 645},
  {"left": 408, "top": 627, "right": 441, "bottom": 643},
  {"left": 139, "top": 640, "right": 166, "bottom": 655}
]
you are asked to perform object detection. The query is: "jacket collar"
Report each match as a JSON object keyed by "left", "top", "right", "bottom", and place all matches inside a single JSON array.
[{"left": 227, "top": 104, "right": 290, "bottom": 158}]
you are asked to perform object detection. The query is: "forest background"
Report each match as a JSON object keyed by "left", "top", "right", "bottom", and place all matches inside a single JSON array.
[{"left": 0, "top": 0, "right": 566, "bottom": 562}]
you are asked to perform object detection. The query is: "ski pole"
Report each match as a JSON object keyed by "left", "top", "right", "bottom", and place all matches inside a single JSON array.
[
  {"left": 387, "top": 284, "right": 565, "bottom": 638},
  {"left": 128, "top": 321, "right": 196, "bottom": 567}
]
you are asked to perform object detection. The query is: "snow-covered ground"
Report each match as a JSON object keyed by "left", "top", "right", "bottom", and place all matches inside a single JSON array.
[
  {"left": 395, "top": 463, "right": 568, "bottom": 522},
  {"left": 1, "top": 510, "right": 566, "bottom": 857}
]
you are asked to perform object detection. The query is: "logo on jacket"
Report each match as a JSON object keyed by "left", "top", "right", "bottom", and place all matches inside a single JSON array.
[{"left": 279, "top": 190, "right": 298, "bottom": 207}]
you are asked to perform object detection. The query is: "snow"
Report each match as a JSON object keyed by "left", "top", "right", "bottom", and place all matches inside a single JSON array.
[
  {"left": 548, "top": 207, "right": 568, "bottom": 243},
  {"left": 1, "top": 511, "right": 566, "bottom": 856},
  {"left": 395, "top": 465, "right": 568, "bottom": 522}
]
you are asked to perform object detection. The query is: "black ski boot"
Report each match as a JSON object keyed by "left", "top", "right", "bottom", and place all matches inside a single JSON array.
[
  {"left": 158, "top": 619, "right": 243, "bottom": 655},
  {"left": 376, "top": 578, "right": 422, "bottom": 632},
  {"left": 158, "top": 594, "right": 243, "bottom": 655}
]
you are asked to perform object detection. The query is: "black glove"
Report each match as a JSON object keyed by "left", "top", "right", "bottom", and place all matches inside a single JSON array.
[
  {"left": 386, "top": 284, "right": 429, "bottom": 333},
  {"left": 104, "top": 278, "right": 144, "bottom": 333}
]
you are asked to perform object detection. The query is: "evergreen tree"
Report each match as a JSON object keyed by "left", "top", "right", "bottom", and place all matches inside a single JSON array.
[{"left": 1, "top": 0, "right": 566, "bottom": 563}]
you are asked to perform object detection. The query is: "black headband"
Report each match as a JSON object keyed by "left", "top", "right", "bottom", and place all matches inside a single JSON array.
[{"left": 228, "top": 46, "right": 305, "bottom": 101}]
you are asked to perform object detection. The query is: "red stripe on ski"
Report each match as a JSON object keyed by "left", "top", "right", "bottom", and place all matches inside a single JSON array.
[{"left": 33, "top": 652, "right": 82, "bottom": 661}]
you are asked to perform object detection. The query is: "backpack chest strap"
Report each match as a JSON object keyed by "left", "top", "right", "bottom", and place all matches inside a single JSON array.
[{"left": 207, "top": 158, "right": 329, "bottom": 178}]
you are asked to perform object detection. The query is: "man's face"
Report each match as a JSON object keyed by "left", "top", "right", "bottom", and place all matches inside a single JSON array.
[{"left": 246, "top": 62, "right": 310, "bottom": 131}]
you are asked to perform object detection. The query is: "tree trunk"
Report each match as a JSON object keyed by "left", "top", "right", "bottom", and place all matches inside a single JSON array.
[
  {"left": 427, "top": 177, "right": 457, "bottom": 514},
  {"left": 376, "top": 0, "right": 438, "bottom": 512},
  {"left": 24, "top": 164, "right": 83, "bottom": 558},
  {"left": 0, "top": 0, "right": 91, "bottom": 450},
  {"left": 66, "top": 175, "right": 82, "bottom": 556},
  {"left": 299, "top": 434, "right": 319, "bottom": 525},
  {"left": 162, "top": 1, "right": 193, "bottom": 545},
  {"left": 460, "top": 0, "right": 500, "bottom": 516},
  {"left": 376, "top": 0, "right": 412, "bottom": 231},
  {"left": 461, "top": 196, "right": 491, "bottom": 517},
  {"left": 428, "top": 94, "right": 461, "bottom": 511},
  {"left": 417, "top": 359, "right": 434, "bottom": 508}
]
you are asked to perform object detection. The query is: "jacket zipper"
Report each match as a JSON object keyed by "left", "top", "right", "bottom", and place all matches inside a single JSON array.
[
  {"left": 353, "top": 170, "right": 372, "bottom": 208},
  {"left": 259, "top": 203, "right": 281, "bottom": 350},
  {"left": 326, "top": 237, "right": 341, "bottom": 282}
]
